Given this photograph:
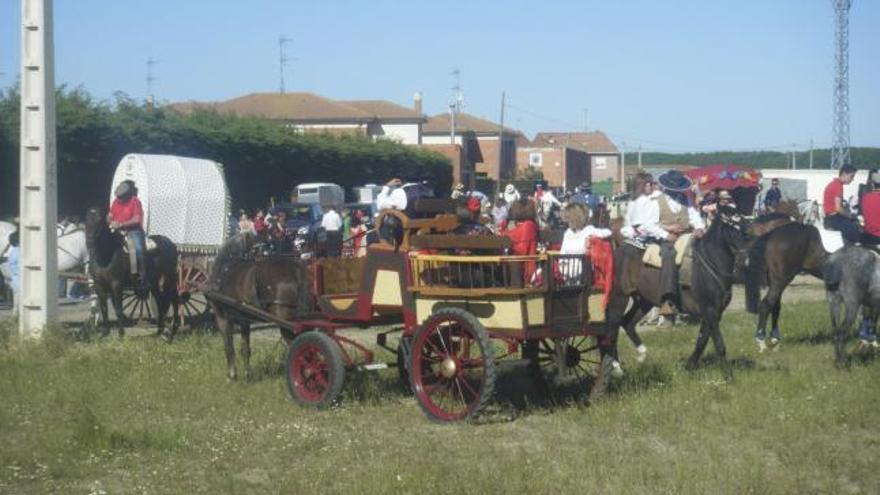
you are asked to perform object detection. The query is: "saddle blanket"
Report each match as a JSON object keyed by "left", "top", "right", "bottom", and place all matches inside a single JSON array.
[{"left": 643, "top": 233, "right": 693, "bottom": 268}]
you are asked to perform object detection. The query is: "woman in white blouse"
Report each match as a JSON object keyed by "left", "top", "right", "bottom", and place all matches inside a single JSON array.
[{"left": 557, "top": 203, "right": 612, "bottom": 282}]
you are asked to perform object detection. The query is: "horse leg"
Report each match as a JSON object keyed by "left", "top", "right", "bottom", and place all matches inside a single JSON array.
[
  {"left": 835, "top": 301, "right": 858, "bottom": 368},
  {"left": 110, "top": 284, "right": 126, "bottom": 338},
  {"left": 755, "top": 281, "right": 786, "bottom": 351},
  {"left": 240, "top": 321, "right": 252, "bottom": 380},
  {"left": 769, "top": 299, "right": 783, "bottom": 347},
  {"left": 97, "top": 290, "right": 111, "bottom": 338},
  {"left": 621, "top": 299, "right": 652, "bottom": 362},
  {"left": 686, "top": 319, "right": 713, "bottom": 370},
  {"left": 708, "top": 318, "right": 732, "bottom": 379},
  {"left": 216, "top": 308, "right": 238, "bottom": 380}
]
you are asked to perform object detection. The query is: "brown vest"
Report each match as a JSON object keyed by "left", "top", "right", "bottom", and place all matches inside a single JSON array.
[{"left": 657, "top": 194, "right": 690, "bottom": 232}]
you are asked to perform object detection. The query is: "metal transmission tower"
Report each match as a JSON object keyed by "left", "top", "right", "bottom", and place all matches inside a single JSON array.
[
  {"left": 279, "top": 36, "right": 292, "bottom": 93},
  {"left": 831, "top": 0, "right": 853, "bottom": 169}
]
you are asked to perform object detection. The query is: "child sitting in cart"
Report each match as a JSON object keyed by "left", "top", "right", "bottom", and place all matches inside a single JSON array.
[{"left": 503, "top": 198, "right": 539, "bottom": 286}]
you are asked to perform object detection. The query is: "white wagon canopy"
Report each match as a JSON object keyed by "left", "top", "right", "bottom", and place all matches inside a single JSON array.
[{"left": 110, "top": 154, "right": 229, "bottom": 251}]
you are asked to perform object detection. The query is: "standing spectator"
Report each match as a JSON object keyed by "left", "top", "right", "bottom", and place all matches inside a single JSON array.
[
  {"left": 491, "top": 198, "right": 508, "bottom": 233},
  {"left": 321, "top": 206, "right": 343, "bottom": 257},
  {"left": 269, "top": 211, "right": 290, "bottom": 253},
  {"left": 764, "top": 178, "right": 783, "bottom": 211},
  {"left": 238, "top": 210, "right": 255, "bottom": 234},
  {"left": 503, "top": 184, "right": 520, "bottom": 204},
  {"left": 5, "top": 232, "right": 20, "bottom": 317},
  {"left": 253, "top": 209, "right": 268, "bottom": 236}
]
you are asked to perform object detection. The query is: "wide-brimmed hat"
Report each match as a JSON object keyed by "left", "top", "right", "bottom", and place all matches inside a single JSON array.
[
  {"left": 114, "top": 181, "right": 132, "bottom": 198},
  {"left": 657, "top": 170, "right": 692, "bottom": 193},
  {"left": 718, "top": 190, "right": 734, "bottom": 200},
  {"left": 454, "top": 183, "right": 465, "bottom": 191},
  {"left": 504, "top": 184, "right": 516, "bottom": 193}
]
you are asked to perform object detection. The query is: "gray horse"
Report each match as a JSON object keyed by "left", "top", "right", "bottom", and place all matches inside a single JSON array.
[{"left": 823, "top": 246, "right": 880, "bottom": 366}]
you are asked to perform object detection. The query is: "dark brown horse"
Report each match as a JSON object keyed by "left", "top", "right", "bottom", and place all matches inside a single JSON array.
[
  {"left": 84, "top": 207, "right": 179, "bottom": 339},
  {"left": 603, "top": 205, "right": 749, "bottom": 375},
  {"left": 208, "top": 232, "right": 313, "bottom": 380},
  {"left": 744, "top": 221, "right": 826, "bottom": 351}
]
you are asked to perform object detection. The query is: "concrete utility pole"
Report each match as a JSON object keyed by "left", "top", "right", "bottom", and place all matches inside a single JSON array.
[
  {"left": 448, "top": 103, "right": 456, "bottom": 145},
  {"left": 146, "top": 57, "right": 158, "bottom": 106},
  {"left": 809, "top": 139, "right": 814, "bottom": 169},
  {"left": 497, "top": 91, "right": 506, "bottom": 179},
  {"left": 620, "top": 141, "right": 626, "bottom": 193},
  {"left": 831, "top": 0, "right": 853, "bottom": 169},
  {"left": 638, "top": 145, "right": 642, "bottom": 168},
  {"left": 19, "top": 0, "right": 58, "bottom": 337}
]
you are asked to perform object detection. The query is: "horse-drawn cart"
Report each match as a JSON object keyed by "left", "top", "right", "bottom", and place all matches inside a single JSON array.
[
  {"left": 108, "top": 154, "right": 229, "bottom": 327},
  {"left": 206, "top": 209, "right": 611, "bottom": 422}
]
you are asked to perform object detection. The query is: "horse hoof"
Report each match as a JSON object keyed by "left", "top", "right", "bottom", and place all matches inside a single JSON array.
[
  {"left": 769, "top": 337, "right": 780, "bottom": 347},
  {"left": 684, "top": 360, "right": 698, "bottom": 372},
  {"left": 161, "top": 332, "right": 173, "bottom": 344},
  {"left": 610, "top": 360, "right": 624, "bottom": 379},
  {"left": 636, "top": 345, "right": 647, "bottom": 363},
  {"left": 756, "top": 338, "right": 767, "bottom": 353}
]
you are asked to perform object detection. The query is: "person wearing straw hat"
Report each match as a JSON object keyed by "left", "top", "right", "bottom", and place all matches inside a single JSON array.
[{"left": 655, "top": 170, "right": 705, "bottom": 316}]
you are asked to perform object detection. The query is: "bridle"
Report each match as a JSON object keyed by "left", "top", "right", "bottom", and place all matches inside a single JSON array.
[{"left": 693, "top": 213, "right": 743, "bottom": 289}]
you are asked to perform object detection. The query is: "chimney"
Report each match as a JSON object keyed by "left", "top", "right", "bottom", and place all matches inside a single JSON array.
[{"left": 413, "top": 91, "right": 423, "bottom": 114}]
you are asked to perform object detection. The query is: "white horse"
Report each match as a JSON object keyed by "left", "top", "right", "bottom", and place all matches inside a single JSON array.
[{"left": 0, "top": 221, "right": 89, "bottom": 297}]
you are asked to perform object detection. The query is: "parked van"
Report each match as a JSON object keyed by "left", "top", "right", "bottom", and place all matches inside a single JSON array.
[
  {"left": 353, "top": 184, "right": 383, "bottom": 203},
  {"left": 295, "top": 183, "right": 345, "bottom": 208}
]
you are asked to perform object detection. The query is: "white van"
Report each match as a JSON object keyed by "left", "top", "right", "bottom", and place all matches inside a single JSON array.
[{"left": 295, "top": 183, "right": 345, "bottom": 208}]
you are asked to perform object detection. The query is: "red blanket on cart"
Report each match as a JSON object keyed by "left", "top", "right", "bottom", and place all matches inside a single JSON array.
[{"left": 589, "top": 238, "right": 614, "bottom": 308}]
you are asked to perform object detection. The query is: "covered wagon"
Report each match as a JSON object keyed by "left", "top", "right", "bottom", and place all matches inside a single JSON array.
[{"left": 110, "top": 153, "right": 230, "bottom": 325}]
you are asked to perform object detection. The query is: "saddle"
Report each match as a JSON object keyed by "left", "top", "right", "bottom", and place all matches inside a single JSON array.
[
  {"left": 122, "top": 237, "right": 159, "bottom": 277},
  {"left": 642, "top": 233, "right": 693, "bottom": 268}
]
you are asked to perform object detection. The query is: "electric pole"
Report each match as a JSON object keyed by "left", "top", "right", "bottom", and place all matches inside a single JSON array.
[
  {"left": 809, "top": 139, "right": 814, "bottom": 169},
  {"left": 638, "top": 145, "right": 642, "bottom": 168},
  {"left": 279, "top": 35, "right": 292, "bottom": 93},
  {"left": 831, "top": 0, "right": 853, "bottom": 169},
  {"left": 19, "top": 0, "right": 58, "bottom": 337},
  {"left": 146, "top": 57, "right": 158, "bottom": 106},
  {"left": 620, "top": 141, "right": 626, "bottom": 193},
  {"left": 498, "top": 91, "right": 506, "bottom": 179}
]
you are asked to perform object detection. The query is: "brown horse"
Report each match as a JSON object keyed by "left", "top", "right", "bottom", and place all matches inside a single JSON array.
[
  {"left": 84, "top": 207, "right": 179, "bottom": 339},
  {"left": 208, "top": 232, "right": 313, "bottom": 380},
  {"left": 744, "top": 221, "right": 826, "bottom": 350},
  {"left": 602, "top": 206, "right": 749, "bottom": 375}
]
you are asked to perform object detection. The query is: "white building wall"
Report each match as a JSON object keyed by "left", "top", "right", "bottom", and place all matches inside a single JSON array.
[
  {"left": 377, "top": 123, "right": 421, "bottom": 144},
  {"left": 761, "top": 169, "right": 868, "bottom": 206},
  {"left": 422, "top": 135, "right": 464, "bottom": 146}
]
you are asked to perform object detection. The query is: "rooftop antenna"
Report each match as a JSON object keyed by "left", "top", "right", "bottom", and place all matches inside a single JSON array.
[
  {"left": 450, "top": 68, "right": 463, "bottom": 112},
  {"left": 146, "top": 57, "right": 158, "bottom": 105},
  {"left": 830, "top": 0, "right": 853, "bottom": 169},
  {"left": 279, "top": 35, "right": 293, "bottom": 93}
]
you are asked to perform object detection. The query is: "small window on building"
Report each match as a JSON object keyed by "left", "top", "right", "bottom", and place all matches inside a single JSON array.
[
  {"left": 595, "top": 157, "right": 607, "bottom": 170},
  {"left": 529, "top": 152, "right": 543, "bottom": 167}
]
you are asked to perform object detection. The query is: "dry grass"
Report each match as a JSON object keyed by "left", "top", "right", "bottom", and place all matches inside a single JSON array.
[{"left": 1, "top": 301, "right": 878, "bottom": 494}]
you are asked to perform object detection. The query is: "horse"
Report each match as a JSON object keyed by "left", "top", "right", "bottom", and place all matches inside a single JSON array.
[
  {"left": 823, "top": 246, "right": 880, "bottom": 366},
  {"left": 208, "top": 232, "right": 313, "bottom": 380},
  {"left": 744, "top": 221, "right": 827, "bottom": 351},
  {"left": 84, "top": 207, "right": 179, "bottom": 339},
  {"left": 602, "top": 205, "right": 749, "bottom": 376}
]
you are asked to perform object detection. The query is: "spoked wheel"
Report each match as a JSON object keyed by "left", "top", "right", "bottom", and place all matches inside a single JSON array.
[
  {"left": 524, "top": 335, "right": 602, "bottom": 389},
  {"left": 122, "top": 288, "right": 155, "bottom": 324},
  {"left": 410, "top": 308, "right": 496, "bottom": 423},
  {"left": 285, "top": 332, "right": 346, "bottom": 408},
  {"left": 177, "top": 264, "right": 210, "bottom": 328}
]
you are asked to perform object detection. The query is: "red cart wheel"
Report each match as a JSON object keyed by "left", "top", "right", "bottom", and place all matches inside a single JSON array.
[
  {"left": 285, "top": 332, "right": 346, "bottom": 408},
  {"left": 410, "top": 308, "right": 495, "bottom": 423},
  {"left": 524, "top": 336, "right": 601, "bottom": 388},
  {"left": 177, "top": 264, "right": 210, "bottom": 328}
]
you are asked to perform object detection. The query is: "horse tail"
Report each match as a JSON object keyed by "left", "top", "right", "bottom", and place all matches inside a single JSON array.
[
  {"left": 823, "top": 255, "right": 843, "bottom": 292},
  {"left": 744, "top": 232, "right": 769, "bottom": 314}
]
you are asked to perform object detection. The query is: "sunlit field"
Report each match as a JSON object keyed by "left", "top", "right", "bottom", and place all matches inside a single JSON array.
[{"left": 1, "top": 301, "right": 878, "bottom": 494}]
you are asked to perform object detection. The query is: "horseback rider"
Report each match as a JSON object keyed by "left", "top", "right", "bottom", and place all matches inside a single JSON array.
[
  {"left": 108, "top": 180, "right": 147, "bottom": 287},
  {"left": 823, "top": 164, "right": 860, "bottom": 245},
  {"left": 655, "top": 171, "right": 705, "bottom": 315}
]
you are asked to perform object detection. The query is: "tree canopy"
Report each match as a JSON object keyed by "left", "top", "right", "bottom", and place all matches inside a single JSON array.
[{"left": 0, "top": 86, "right": 452, "bottom": 217}]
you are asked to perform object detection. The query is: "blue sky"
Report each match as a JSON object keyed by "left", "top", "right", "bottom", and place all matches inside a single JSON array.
[{"left": 1, "top": 0, "right": 878, "bottom": 152}]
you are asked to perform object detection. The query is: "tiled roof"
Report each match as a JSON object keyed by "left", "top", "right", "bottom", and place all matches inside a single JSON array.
[
  {"left": 423, "top": 112, "right": 523, "bottom": 136},
  {"left": 532, "top": 131, "right": 618, "bottom": 153}
]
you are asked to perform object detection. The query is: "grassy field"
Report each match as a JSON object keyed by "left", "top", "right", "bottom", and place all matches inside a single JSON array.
[{"left": 1, "top": 302, "right": 878, "bottom": 494}]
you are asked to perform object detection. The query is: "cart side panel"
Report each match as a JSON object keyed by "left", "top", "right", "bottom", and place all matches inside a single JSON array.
[{"left": 415, "top": 295, "right": 529, "bottom": 332}]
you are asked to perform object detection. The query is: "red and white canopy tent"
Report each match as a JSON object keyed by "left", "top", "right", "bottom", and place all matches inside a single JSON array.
[{"left": 684, "top": 164, "right": 763, "bottom": 214}]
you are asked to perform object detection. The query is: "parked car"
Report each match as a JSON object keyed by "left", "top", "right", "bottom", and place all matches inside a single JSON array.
[{"left": 271, "top": 202, "right": 324, "bottom": 253}]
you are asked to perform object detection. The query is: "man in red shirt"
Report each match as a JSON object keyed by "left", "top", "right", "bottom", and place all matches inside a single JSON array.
[
  {"left": 861, "top": 171, "right": 880, "bottom": 246},
  {"left": 108, "top": 180, "right": 147, "bottom": 284},
  {"left": 822, "top": 164, "right": 860, "bottom": 245}
]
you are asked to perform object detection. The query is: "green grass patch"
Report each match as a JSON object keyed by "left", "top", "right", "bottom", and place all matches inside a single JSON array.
[{"left": 0, "top": 303, "right": 878, "bottom": 494}]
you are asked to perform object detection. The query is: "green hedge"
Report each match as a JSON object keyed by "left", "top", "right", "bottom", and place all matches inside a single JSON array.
[{"left": 0, "top": 86, "right": 452, "bottom": 217}]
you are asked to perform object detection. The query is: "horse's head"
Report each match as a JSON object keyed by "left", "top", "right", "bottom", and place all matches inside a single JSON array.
[
  {"left": 84, "top": 206, "right": 107, "bottom": 243},
  {"left": 715, "top": 204, "right": 749, "bottom": 252}
]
